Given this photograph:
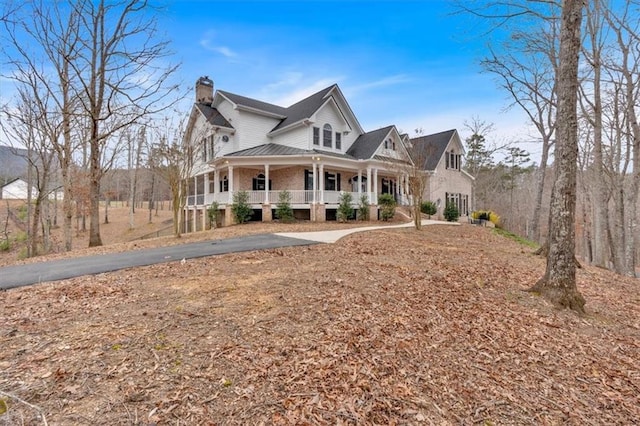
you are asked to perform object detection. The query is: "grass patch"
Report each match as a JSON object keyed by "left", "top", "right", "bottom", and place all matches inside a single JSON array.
[{"left": 493, "top": 227, "right": 539, "bottom": 249}]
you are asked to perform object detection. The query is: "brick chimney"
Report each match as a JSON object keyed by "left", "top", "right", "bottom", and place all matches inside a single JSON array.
[{"left": 196, "top": 76, "right": 214, "bottom": 105}]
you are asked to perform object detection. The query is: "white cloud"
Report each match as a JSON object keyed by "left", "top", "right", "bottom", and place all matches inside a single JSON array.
[
  {"left": 257, "top": 75, "right": 343, "bottom": 106},
  {"left": 346, "top": 74, "right": 412, "bottom": 95},
  {"left": 199, "top": 30, "right": 237, "bottom": 58},
  {"left": 212, "top": 46, "right": 237, "bottom": 58}
]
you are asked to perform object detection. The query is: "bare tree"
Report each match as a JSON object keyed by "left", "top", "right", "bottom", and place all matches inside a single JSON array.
[
  {"left": 578, "top": 0, "right": 610, "bottom": 268},
  {"left": 603, "top": 2, "right": 639, "bottom": 277},
  {"left": 126, "top": 125, "right": 146, "bottom": 229},
  {"left": 153, "top": 116, "right": 194, "bottom": 238},
  {"left": 402, "top": 131, "right": 430, "bottom": 230},
  {"left": 66, "top": 0, "right": 180, "bottom": 247},
  {"left": 529, "top": 0, "right": 585, "bottom": 312},
  {"left": 1, "top": 78, "right": 58, "bottom": 257},
  {"left": 480, "top": 15, "right": 559, "bottom": 243},
  {"left": 1, "top": 0, "right": 82, "bottom": 251}
]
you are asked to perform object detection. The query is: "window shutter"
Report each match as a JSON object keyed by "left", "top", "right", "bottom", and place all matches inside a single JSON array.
[{"left": 304, "top": 169, "right": 311, "bottom": 190}]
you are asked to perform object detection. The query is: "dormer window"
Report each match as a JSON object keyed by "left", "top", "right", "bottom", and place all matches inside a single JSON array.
[
  {"left": 313, "top": 127, "right": 320, "bottom": 145},
  {"left": 323, "top": 124, "right": 332, "bottom": 148},
  {"left": 335, "top": 132, "right": 341, "bottom": 150}
]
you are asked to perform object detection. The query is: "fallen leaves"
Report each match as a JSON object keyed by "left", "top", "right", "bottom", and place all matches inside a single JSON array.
[{"left": 0, "top": 224, "right": 638, "bottom": 425}]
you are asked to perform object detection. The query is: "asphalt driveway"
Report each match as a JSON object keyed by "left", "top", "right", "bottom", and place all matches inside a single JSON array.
[
  {"left": 0, "top": 219, "right": 456, "bottom": 290},
  {"left": 0, "top": 234, "right": 318, "bottom": 290}
]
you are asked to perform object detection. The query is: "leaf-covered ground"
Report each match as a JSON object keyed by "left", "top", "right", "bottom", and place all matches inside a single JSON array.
[{"left": 1, "top": 224, "right": 638, "bottom": 425}]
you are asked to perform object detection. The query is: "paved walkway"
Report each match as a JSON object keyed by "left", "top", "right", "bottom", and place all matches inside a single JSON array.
[
  {"left": 276, "top": 219, "right": 453, "bottom": 243},
  {"left": 0, "top": 219, "right": 456, "bottom": 290}
]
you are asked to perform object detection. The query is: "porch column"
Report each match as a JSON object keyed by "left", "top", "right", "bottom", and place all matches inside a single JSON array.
[
  {"left": 319, "top": 164, "right": 324, "bottom": 203},
  {"left": 366, "top": 167, "right": 372, "bottom": 203},
  {"left": 204, "top": 172, "right": 209, "bottom": 196},
  {"left": 264, "top": 164, "right": 270, "bottom": 204},
  {"left": 373, "top": 168, "right": 378, "bottom": 204},
  {"left": 312, "top": 162, "right": 317, "bottom": 204},
  {"left": 227, "top": 165, "right": 234, "bottom": 204},
  {"left": 193, "top": 175, "right": 198, "bottom": 206},
  {"left": 403, "top": 174, "right": 409, "bottom": 197},
  {"left": 192, "top": 207, "right": 197, "bottom": 232},
  {"left": 396, "top": 173, "right": 401, "bottom": 203},
  {"left": 358, "top": 169, "right": 362, "bottom": 200},
  {"left": 213, "top": 169, "right": 219, "bottom": 201}
]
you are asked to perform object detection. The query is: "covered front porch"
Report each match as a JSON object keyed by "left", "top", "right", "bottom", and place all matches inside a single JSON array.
[{"left": 184, "top": 156, "right": 410, "bottom": 230}]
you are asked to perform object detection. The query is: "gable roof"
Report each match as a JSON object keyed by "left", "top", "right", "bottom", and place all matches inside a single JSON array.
[
  {"left": 217, "top": 90, "right": 287, "bottom": 118},
  {"left": 346, "top": 125, "right": 395, "bottom": 160},
  {"left": 410, "top": 129, "right": 457, "bottom": 171},
  {"left": 216, "top": 84, "right": 364, "bottom": 136},
  {"left": 195, "top": 104, "right": 234, "bottom": 129},
  {"left": 1, "top": 177, "right": 22, "bottom": 188},
  {"left": 271, "top": 85, "right": 336, "bottom": 132}
]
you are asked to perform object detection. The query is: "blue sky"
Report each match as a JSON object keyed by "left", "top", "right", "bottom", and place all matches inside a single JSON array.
[
  {"left": 161, "top": 0, "right": 532, "bottom": 146},
  {"left": 0, "top": 0, "right": 533, "bottom": 154}
]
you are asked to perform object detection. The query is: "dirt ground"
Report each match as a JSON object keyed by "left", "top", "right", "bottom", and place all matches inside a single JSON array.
[{"left": 0, "top": 207, "right": 639, "bottom": 425}]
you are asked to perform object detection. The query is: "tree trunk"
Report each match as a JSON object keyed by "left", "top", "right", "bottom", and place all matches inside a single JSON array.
[
  {"left": 62, "top": 166, "right": 74, "bottom": 251},
  {"left": 104, "top": 195, "right": 109, "bottom": 224},
  {"left": 529, "top": 0, "right": 586, "bottom": 313},
  {"left": 586, "top": 0, "right": 609, "bottom": 269},
  {"left": 88, "top": 122, "right": 103, "bottom": 247},
  {"left": 529, "top": 138, "right": 551, "bottom": 243}
]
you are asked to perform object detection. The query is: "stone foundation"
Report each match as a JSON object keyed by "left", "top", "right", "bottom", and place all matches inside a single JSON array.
[
  {"left": 262, "top": 204, "right": 272, "bottom": 222},
  {"left": 312, "top": 203, "right": 326, "bottom": 222},
  {"left": 224, "top": 205, "right": 234, "bottom": 226},
  {"left": 369, "top": 204, "right": 379, "bottom": 221}
]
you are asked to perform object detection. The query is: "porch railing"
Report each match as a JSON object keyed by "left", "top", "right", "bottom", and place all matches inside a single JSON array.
[{"left": 186, "top": 190, "right": 408, "bottom": 207}]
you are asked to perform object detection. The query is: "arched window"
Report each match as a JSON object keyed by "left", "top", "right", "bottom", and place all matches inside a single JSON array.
[
  {"left": 350, "top": 175, "right": 367, "bottom": 192},
  {"left": 252, "top": 173, "right": 266, "bottom": 190},
  {"left": 323, "top": 124, "right": 332, "bottom": 147}
]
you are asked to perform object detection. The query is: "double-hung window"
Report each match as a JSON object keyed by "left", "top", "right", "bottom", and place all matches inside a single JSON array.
[
  {"left": 313, "top": 127, "right": 320, "bottom": 145},
  {"left": 335, "top": 132, "right": 341, "bottom": 150}
]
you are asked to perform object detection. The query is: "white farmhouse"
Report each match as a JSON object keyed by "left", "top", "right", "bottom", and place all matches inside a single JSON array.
[{"left": 182, "top": 76, "right": 473, "bottom": 230}]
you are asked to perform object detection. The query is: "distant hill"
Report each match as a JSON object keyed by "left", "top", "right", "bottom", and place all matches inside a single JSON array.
[{"left": 0, "top": 145, "right": 29, "bottom": 185}]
